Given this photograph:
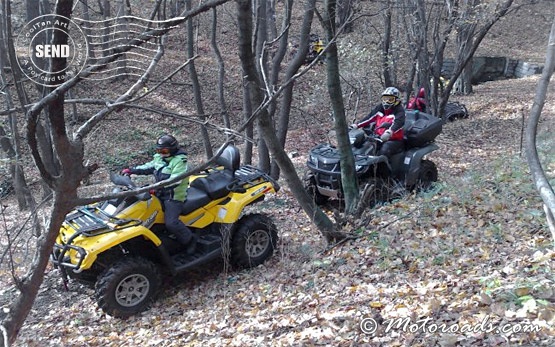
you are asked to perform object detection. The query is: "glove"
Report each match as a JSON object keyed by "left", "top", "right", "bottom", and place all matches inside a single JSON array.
[
  {"left": 121, "top": 168, "right": 132, "bottom": 176},
  {"left": 380, "top": 129, "right": 392, "bottom": 142}
]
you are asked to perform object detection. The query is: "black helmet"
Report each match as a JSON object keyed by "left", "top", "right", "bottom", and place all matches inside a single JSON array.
[
  {"left": 381, "top": 87, "right": 401, "bottom": 110},
  {"left": 156, "top": 134, "right": 179, "bottom": 156}
]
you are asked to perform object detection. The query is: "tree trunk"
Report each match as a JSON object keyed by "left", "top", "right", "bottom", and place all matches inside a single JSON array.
[
  {"left": 186, "top": 0, "right": 212, "bottom": 158},
  {"left": 114, "top": 0, "right": 129, "bottom": 81},
  {"left": 236, "top": 0, "right": 343, "bottom": 242},
  {"left": 525, "top": 15, "right": 555, "bottom": 243},
  {"left": 323, "top": 0, "right": 359, "bottom": 214},
  {"left": 438, "top": 0, "right": 514, "bottom": 115},
  {"left": 254, "top": 0, "right": 271, "bottom": 173},
  {"left": 80, "top": 0, "right": 94, "bottom": 61},
  {"left": 210, "top": 8, "right": 231, "bottom": 130},
  {"left": 1, "top": 0, "right": 37, "bottom": 210},
  {"left": 382, "top": 1, "right": 393, "bottom": 87},
  {"left": 271, "top": 0, "right": 312, "bottom": 179},
  {"left": 102, "top": 0, "right": 112, "bottom": 59},
  {"left": 0, "top": 126, "right": 34, "bottom": 209},
  {"left": 337, "top": 0, "right": 354, "bottom": 33}
]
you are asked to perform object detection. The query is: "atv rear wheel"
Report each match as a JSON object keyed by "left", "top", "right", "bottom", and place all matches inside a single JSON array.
[
  {"left": 304, "top": 173, "right": 329, "bottom": 205},
  {"left": 95, "top": 257, "right": 161, "bottom": 318},
  {"left": 416, "top": 160, "right": 438, "bottom": 191},
  {"left": 231, "top": 214, "right": 278, "bottom": 269}
]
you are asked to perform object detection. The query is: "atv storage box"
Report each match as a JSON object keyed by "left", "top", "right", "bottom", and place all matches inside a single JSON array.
[{"left": 404, "top": 110, "right": 443, "bottom": 147}]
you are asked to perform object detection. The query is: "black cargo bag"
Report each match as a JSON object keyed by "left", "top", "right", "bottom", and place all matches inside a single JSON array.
[{"left": 404, "top": 111, "right": 443, "bottom": 147}]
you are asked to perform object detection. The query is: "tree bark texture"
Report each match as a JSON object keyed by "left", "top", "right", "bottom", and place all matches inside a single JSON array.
[
  {"left": 525, "top": 14, "right": 555, "bottom": 243},
  {"left": 236, "top": 0, "right": 342, "bottom": 241},
  {"left": 323, "top": 0, "right": 359, "bottom": 214}
]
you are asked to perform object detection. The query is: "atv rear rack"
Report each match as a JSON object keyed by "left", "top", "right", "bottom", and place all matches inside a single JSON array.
[{"left": 231, "top": 165, "right": 280, "bottom": 192}]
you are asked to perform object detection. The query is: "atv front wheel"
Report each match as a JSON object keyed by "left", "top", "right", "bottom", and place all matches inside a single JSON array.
[
  {"left": 304, "top": 173, "right": 329, "bottom": 205},
  {"left": 362, "top": 178, "right": 389, "bottom": 207},
  {"left": 231, "top": 214, "right": 278, "bottom": 269},
  {"left": 416, "top": 160, "right": 438, "bottom": 191},
  {"left": 95, "top": 257, "right": 161, "bottom": 318}
]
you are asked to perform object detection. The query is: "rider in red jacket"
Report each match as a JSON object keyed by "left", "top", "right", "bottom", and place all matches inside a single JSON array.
[
  {"left": 407, "top": 87, "right": 426, "bottom": 112},
  {"left": 355, "top": 87, "right": 406, "bottom": 157}
]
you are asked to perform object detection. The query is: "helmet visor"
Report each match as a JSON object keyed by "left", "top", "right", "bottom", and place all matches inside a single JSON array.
[
  {"left": 381, "top": 95, "right": 396, "bottom": 104},
  {"left": 156, "top": 148, "right": 171, "bottom": 155}
]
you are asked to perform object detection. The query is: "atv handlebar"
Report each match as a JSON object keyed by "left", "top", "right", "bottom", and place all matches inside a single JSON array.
[{"left": 109, "top": 173, "right": 153, "bottom": 201}]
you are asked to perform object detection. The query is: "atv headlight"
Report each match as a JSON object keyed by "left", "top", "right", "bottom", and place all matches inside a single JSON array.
[
  {"left": 309, "top": 154, "right": 317, "bottom": 164},
  {"left": 355, "top": 165, "right": 363, "bottom": 172}
]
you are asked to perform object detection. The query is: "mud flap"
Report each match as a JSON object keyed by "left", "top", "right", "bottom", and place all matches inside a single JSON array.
[{"left": 402, "top": 144, "right": 439, "bottom": 186}]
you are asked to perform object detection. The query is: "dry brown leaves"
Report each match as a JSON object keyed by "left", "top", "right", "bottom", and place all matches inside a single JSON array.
[{"left": 5, "top": 75, "right": 553, "bottom": 346}]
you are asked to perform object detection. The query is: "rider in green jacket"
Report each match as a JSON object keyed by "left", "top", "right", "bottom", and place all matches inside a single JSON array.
[{"left": 122, "top": 134, "right": 196, "bottom": 253}]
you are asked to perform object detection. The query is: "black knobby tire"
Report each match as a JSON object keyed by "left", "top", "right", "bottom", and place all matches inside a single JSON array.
[
  {"left": 95, "top": 257, "right": 161, "bottom": 318},
  {"left": 443, "top": 102, "right": 469, "bottom": 122},
  {"left": 304, "top": 173, "right": 329, "bottom": 205},
  {"left": 416, "top": 160, "right": 438, "bottom": 191},
  {"left": 363, "top": 178, "right": 389, "bottom": 207},
  {"left": 231, "top": 214, "right": 278, "bottom": 269}
]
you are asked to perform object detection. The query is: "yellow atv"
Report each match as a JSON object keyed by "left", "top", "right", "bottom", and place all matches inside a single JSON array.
[{"left": 50, "top": 145, "right": 279, "bottom": 318}]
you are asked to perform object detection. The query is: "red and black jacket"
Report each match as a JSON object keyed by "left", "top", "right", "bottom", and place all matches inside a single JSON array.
[{"left": 357, "top": 103, "right": 406, "bottom": 141}]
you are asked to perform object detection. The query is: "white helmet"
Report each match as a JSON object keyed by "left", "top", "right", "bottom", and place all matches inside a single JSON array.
[{"left": 381, "top": 87, "right": 400, "bottom": 110}]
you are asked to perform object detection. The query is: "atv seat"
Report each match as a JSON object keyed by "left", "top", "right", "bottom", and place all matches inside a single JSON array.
[
  {"left": 181, "top": 187, "right": 212, "bottom": 215},
  {"left": 215, "top": 145, "right": 240, "bottom": 172},
  {"left": 189, "top": 169, "right": 235, "bottom": 200},
  {"left": 403, "top": 110, "right": 442, "bottom": 147},
  {"left": 181, "top": 145, "right": 241, "bottom": 215}
]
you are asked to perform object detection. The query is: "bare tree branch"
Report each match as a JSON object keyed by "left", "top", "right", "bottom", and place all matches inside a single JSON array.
[{"left": 75, "top": 40, "right": 166, "bottom": 139}]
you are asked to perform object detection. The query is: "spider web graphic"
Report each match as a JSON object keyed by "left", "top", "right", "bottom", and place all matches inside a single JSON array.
[{"left": 72, "top": 15, "right": 181, "bottom": 81}]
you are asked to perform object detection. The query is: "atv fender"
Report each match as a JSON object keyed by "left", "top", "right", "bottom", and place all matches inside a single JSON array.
[
  {"left": 355, "top": 154, "right": 391, "bottom": 176},
  {"left": 213, "top": 183, "right": 277, "bottom": 224},
  {"left": 75, "top": 225, "right": 162, "bottom": 271},
  {"left": 365, "top": 155, "right": 391, "bottom": 168},
  {"left": 402, "top": 144, "right": 439, "bottom": 186}
]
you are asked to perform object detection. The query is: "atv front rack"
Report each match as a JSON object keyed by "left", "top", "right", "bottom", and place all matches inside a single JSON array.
[{"left": 65, "top": 206, "right": 142, "bottom": 236}]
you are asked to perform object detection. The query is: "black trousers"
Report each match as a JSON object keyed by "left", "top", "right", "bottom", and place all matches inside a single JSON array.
[
  {"left": 164, "top": 200, "right": 193, "bottom": 245},
  {"left": 378, "top": 140, "right": 404, "bottom": 157}
]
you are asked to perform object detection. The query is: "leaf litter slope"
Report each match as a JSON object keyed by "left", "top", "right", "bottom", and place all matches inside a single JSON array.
[
  {"left": 6, "top": 5, "right": 555, "bottom": 347},
  {"left": 8, "top": 77, "right": 554, "bottom": 347}
]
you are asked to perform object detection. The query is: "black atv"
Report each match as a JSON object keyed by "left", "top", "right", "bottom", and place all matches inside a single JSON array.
[{"left": 304, "top": 110, "right": 443, "bottom": 206}]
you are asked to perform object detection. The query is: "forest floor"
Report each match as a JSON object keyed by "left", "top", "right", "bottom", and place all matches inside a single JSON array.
[
  {"left": 3, "top": 73, "right": 554, "bottom": 347},
  {"left": 2, "top": 1, "right": 555, "bottom": 346}
]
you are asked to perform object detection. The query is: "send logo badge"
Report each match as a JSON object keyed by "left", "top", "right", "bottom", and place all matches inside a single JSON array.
[{"left": 16, "top": 14, "right": 88, "bottom": 87}]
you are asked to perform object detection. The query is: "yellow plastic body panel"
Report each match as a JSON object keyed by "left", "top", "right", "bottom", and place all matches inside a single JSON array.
[
  {"left": 211, "top": 182, "right": 277, "bottom": 223},
  {"left": 58, "top": 223, "right": 161, "bottom": 271},
  {"left": 55, "top": 173, "right": 277, "bottom": 271}
]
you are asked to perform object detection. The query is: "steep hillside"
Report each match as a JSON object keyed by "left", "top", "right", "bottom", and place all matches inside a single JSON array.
[{"left": 1, "top": 1, "right": 554, "bottom": 346}]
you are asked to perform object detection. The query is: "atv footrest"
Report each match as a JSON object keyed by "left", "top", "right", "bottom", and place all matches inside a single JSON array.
[
  {"left": 196, "top": 234, "right": 221, "bottom": 253},
  {"left": 172, "top": 248, "right": 222, "bottom": 273}
]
